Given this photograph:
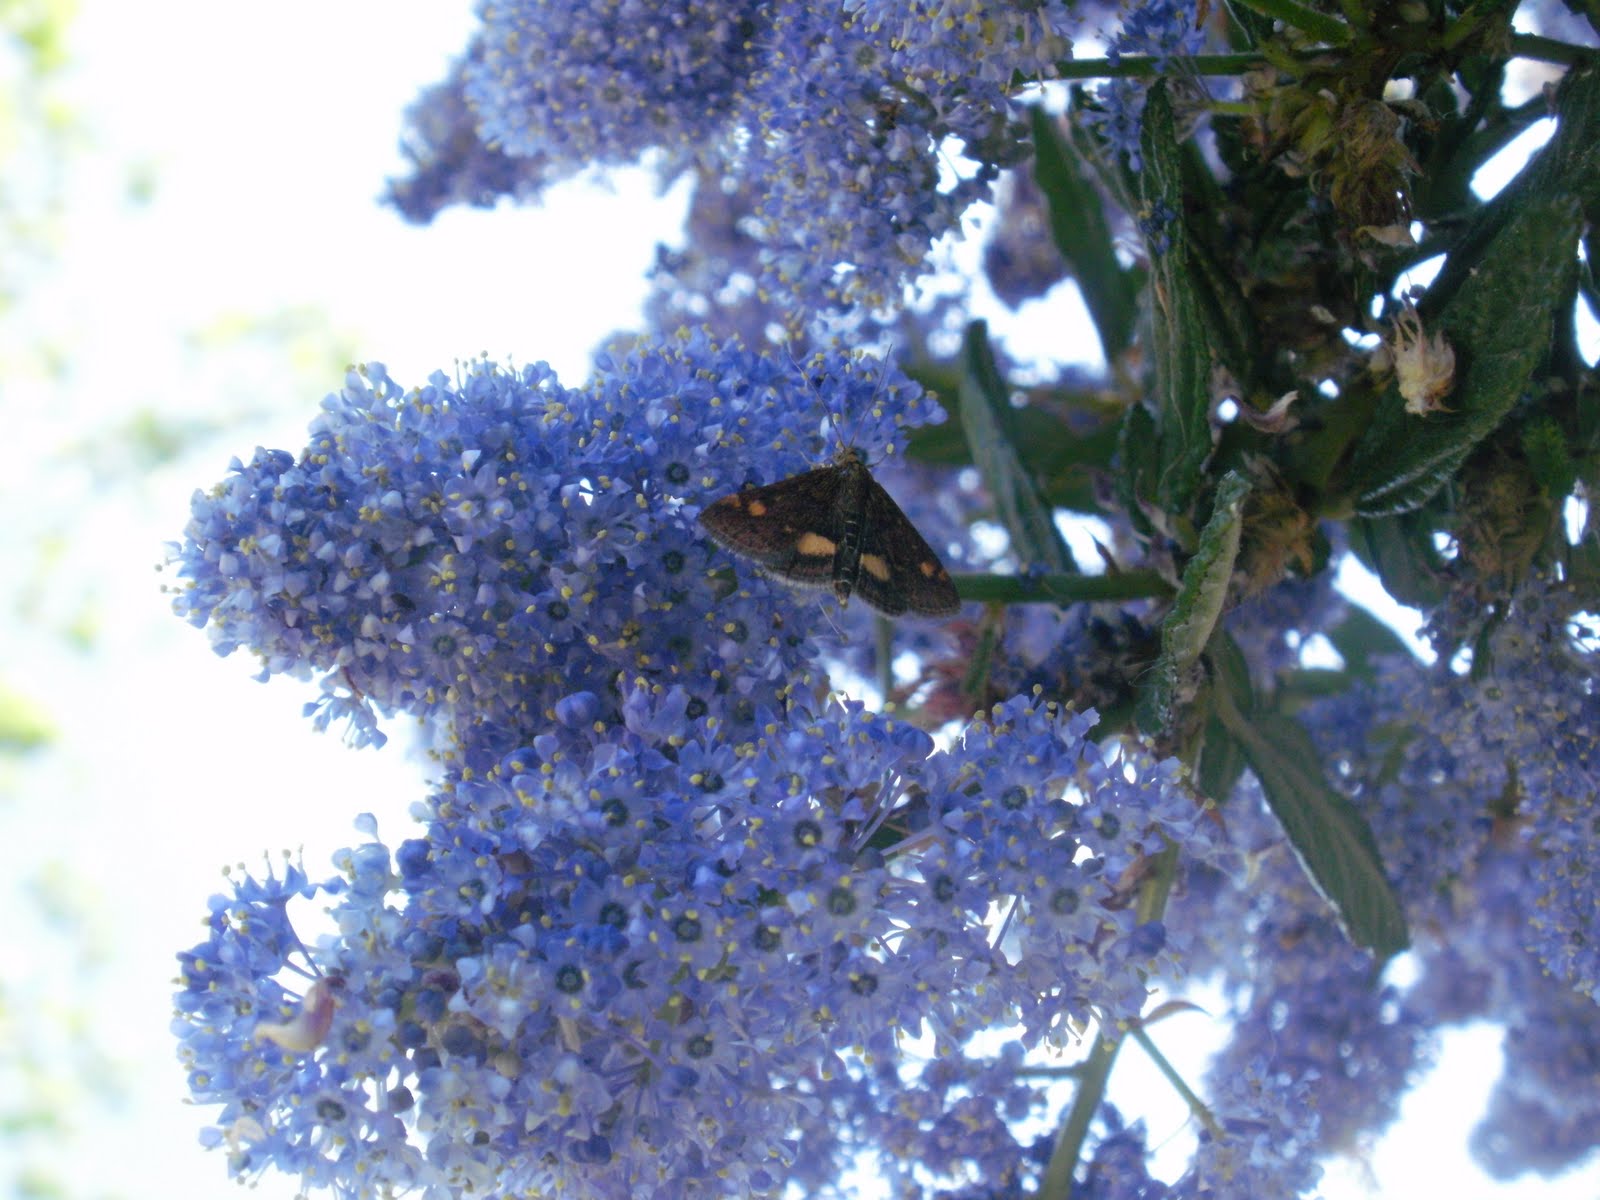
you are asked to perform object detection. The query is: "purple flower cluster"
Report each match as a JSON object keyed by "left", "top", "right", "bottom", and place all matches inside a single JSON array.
[
  {"left": 168, "top": 333, "right": 937, "bottom": 764},
  {"left": 466, "top": 0, "right": 763, "bottom": 170},
  {"left": 1280, "top": 572, "right": 1600, "bottom": 1179},
  {"left": 1093, "top": 0, "right": 1207, "bottom": 169},
  {"left": 170, "top": 334, "right": 1238, "bottom": 1198},
  {"left": 174, "top": 691, "right": 1230, "bottom": 1197},
  {"left": 1203, "top": 913, "right": 1429, "bottom": 1175},
  {"left": 984, "top": 166, "right": 1072, "bottom": 309},
  {"left": 391, "top": 1, "right": 1093, "bottom": 312},
  {"left": 383, "top": 40, "right": 551, "bottom": 223},
  {"left": 1304, "top": 575, "right": 1600, "bottom": 1000},
  {"left": 1469, "top": 954, "right": 1600, "bottom": 1178},
  {"left": 1399, "top": 847, "right": 1600, "bottom": 1178}
]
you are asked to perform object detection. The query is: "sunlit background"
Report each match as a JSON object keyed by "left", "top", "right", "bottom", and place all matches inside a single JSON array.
[{"left": 1, "top": 3, "right": 1595, "bottom": 1198}]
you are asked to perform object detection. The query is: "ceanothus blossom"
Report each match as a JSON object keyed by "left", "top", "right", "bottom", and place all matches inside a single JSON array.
[{"left": 174, "top": 693, "right": 1232, "bottom": 1198}]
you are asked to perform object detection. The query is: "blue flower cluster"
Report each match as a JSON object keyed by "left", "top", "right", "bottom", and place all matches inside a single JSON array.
[
  {"left": 170, "top": 332, "right": 937, "bottom": 764},
  {"left": 1201, "top": 913, "right": 1428, "bottom": 1186},
  {"left": 174, "top": 692, "right": 1230, "bottom": 1197},
  {"left": 1094, "top": 0, "right": 1208, "bottom": 169},
  {"left": 1304, "top": 574, "right": 1600, "bottom": 1001},
  {"left": 1399, "top": 845, "right": 1600, "bottom": 1177},
  {"left": 1274, "top": 572, "right": 1600, "bottom": 1179},
  {"left": 984, "top": 166, "right": 1072, "bottom": 310},
  {"left": 394, "top": 0, "right": 1092, "bottom": 312},
  {"left": 1469, "top": 942, "right": 1600, "bottom": 1178},
  {"left": 467, "top": 0, "right": 763, "bottom": 170},
  {"left": 384, "top": 39, "right": 551, "bottom": 223},
  {"left": 170, "top": 335, "right": 1236, "bottom": 1197},
  {"left": 1108, "top": 781, "right": 1425, "bottom": 1199}
]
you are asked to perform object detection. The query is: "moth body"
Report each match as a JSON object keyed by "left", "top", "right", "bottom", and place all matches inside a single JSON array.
[{"left": 698, "top": 446, "right": 959, "bottom": 619}]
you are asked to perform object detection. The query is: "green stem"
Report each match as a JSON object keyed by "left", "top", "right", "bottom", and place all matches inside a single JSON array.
[
  {"left": 873, "top": 614, "right": 894, "bottom": 701},
  {"left": 1510, "top": 32, "right": 1600, "bottom": 66},
  {"left": 960, "top": 614, "right": 1001, "bottom": 706},
  {"left": 957, "top": 569, "right": 1171, "bottom": 606},
  {"left": 1136, "top": 842, "right": 1180, "bottom": 924},
  {"left": 1127, "top": 1025, "right": 1226, "bottom": 1138},
  {"left": 1050, "top": 51, "right": 1288, "bottom": 80},
  {"left": 1049, "top": 35, "right": 1591, "bottom": 88},
  {"left": 1037, "top": 846, "right": 1184, "bottom": 1198},
  {"left": 1038, "top": 1029, "right": 1122, "bottom": 1200},
  {"left": 1051, "top": 41, "right": 1353, "bottom": 82}
]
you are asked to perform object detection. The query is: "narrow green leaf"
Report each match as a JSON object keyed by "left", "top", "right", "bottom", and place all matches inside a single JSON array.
[
  {"left": 1223, "top": 706, "right": 1411, "bottom": 958},
  {"left": 1139, "top": 83, "right": 1217, "bottom": 515},
  {"left": 958, "top": 320, "right": 1078, "bottom": 573},
  {"left": 905, "top": 390, "right": 1120, "bottom": 514},
  {"left": 1029, "top": 105, "right": 1140, "bottom": 358},
  {"left": 1116, "top": 401, "right": 1160, "bottom": 535},
  {"left": 1197, "top": 634, "right": 1252, "bottom": 802},
  {"left": 1347, "top": 193, "right": 1583, "bottom": 515},
  {"left": 1139, "top": 471, "right": 1253, "bottom": 732}
]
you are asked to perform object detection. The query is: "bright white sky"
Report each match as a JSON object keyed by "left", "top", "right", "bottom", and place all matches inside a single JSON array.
[{"left": 0, "top": 3, "right": 1595, "bottom": 1199}]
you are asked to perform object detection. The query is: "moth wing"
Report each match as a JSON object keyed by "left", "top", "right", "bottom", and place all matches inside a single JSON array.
[
  {"left": 698, "top": 465, "right": 844, "bottom": 590},
  {"left": 853, "top": 477, "right": 961, "bottom": 618}
]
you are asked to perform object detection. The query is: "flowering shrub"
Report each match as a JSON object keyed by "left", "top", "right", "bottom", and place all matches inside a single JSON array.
[{"left": 172, "top": 2, "right": 1600, "bottom": 1197}]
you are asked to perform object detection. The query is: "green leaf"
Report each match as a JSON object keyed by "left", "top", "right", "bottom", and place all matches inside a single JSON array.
[
  {"left": 1139, "top": 471, "right": 1253, "bottom": 732},
  {"left": 1324, "top": 604, "right": 1416, "bottom": 681},
  {"left": 1220, "top": 0, "right": 1278, "bottom": 47},
  {"left": 1346, "top": 192, "right": 1583, "bottom": 515},
  {"left": 1033, "top": 419, "right": 1122, "bottom": 513},
  {"left": 1428, "top": 62, "right": 1600, "bottom": 304},
  {"left": 958, "top": 320, "right": 1078, "bottom": 573},
  {"left": 1220, "top": 703, "right": 1411, "bottom": 958},
  {"left": 905, "top": 386, "right": 1120, "bottom": 515},
  {"left": 1139, "top": 83, "right": 1219, "bottom": 515},
  {"left": 1115, "top": 401, "right": 1160, "bottom": 535},
  {"left": 1197, "top": 634, "right": 1252, "bottom": 802},
  {"left": 1029, "top": 105, "right": 1140, "bottom": 359},
  {"left": 1348, "top": 513, "right": 1447, "bottom": 609},
  {"left": 1522, "top": 415, "right": 1577, "bottom": 499}
]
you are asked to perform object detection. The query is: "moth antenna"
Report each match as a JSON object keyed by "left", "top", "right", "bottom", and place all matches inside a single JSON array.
[
  {"left": 831, "top": 351, "right": 868, "bottom": 457},
  {"left": 782, "top": 341, "right": 840, "bottom": 457},
  {"left": 831, "top": 340, "right": 898, "bottom": 463},
  {"left": 817, "top": 597, "right": 846, "bottom": 639},
  {"left": 862, "top": 338, "right": 899, "bottom": 463}
]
